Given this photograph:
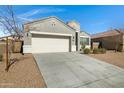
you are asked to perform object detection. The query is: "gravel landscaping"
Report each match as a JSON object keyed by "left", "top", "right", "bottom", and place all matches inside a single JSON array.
[
  {"left": 89, "top": 51, "right": 124, "bottom": 69},
  {"left": 0, "top": 53, "right": 46, "bottom": 88}
]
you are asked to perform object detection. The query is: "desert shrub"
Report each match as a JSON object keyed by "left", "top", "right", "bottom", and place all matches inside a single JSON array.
[
  {"left": 0, "top": 55, "right": 3, "bottom": 61},
  {"left": 83, "top": 48, "right": 91, "bottom": 54},
  {"left": 81, "top": 45, "right": 85, "bottom": 49},
  {"left": 93, "top": 48, "right": 106, "bottom": 54},
  {"left": 99, "top": 48, "right": 106, "bottom": 54},
  {"left": 93, "top": 48, "right": 100, "bottom": 54}
]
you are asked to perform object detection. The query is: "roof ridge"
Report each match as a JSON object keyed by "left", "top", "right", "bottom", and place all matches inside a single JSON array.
[
  {"left": 24, "top": 16, "right": 76, "bottom": 31},
  {"left": 91, "top": 29, "right": 124, "bottom": 39},
  {"left": 24, "top": 16, "right": 57, "bottom": 25},
  {"left": 80, "top": 31, "right": 90, "bottom": 35},
  {"left": 92, "top": 29, "right": 124, "bottom": 36}
]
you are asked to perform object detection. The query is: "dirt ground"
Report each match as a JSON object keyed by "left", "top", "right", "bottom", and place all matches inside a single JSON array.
[
  {"left": 0, "top": 53, "right": 46, "bottom": 88},
  {"left": 89, "top": 51, "right": 124, "bottom": 69}
]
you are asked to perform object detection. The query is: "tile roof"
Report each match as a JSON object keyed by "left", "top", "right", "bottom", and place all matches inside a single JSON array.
[{"left": 91, "top": 29, "right": 124, "bottom": 39}]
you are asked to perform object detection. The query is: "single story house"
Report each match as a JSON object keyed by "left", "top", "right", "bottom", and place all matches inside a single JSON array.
[
  {"left": 91, "top": 29, "right": 124, "bottom": 51},
  {"left": 0, "top": 35, "right": 14, "bottom": 41},
  {"left": 23, "top": 16, "right": 90, "bottom": 53}
]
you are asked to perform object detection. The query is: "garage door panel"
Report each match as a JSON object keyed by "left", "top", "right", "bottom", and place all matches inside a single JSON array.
[{"left": 32, "top": 35, "right": 70, "bottom": 53}]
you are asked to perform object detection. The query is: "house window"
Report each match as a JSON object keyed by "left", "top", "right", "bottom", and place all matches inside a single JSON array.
[{"left": 80, "top": 37, "right": 89, "bottom": 45}]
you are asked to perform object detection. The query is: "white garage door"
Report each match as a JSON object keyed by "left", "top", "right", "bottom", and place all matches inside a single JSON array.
[{"left": 32, "top": 35, "right": 70, "bottom": 53}]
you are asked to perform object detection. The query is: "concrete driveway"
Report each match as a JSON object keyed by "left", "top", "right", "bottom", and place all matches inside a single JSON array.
[{"left": 33, "top": 52, "right": 124, "bottom": 88}]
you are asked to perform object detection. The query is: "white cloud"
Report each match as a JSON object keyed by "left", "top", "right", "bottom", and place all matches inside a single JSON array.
[
  {"left": 38, "top": 8, "right": 65, "bottom": 13},
  {"left": 19, "top": 9, "right": 41, "bottom": 17},
  {"left": 92, "top": 22, "right": 106, "bottom": 26},
  {"left": 17, "top": 16, "right": 33, "bottom": 21},
  {"left": 17, "top": 7, "right": 66, "bottom": 22}
]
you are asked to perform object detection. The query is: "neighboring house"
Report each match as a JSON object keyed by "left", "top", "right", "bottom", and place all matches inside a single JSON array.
[
  {"left": 91, "top": 29, "right": 124, "bottom": 51},
  {"left": 0, "top": 35, "right": 13, "bottom": 41},
  {"left": 0, "top": 35, "right": 23, "bottom": 41},
  {"left": 23, "top": 16, "right": 90, "bottom": 53}
]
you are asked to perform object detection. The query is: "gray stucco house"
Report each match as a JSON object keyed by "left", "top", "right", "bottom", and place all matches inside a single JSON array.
[
  {"left": 91, "top": 29, "right": 124, "bottom": 51},
  {"left": 23, "top": 16, "right": 90, "bottom": 53}
]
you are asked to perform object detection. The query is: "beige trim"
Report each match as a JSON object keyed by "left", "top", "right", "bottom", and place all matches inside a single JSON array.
[
  {"left": 30, "top": 31, "right": 72, "bottom": 36},
  {"left": 80, "top": 36, "right": 90, "bottom": 38}
]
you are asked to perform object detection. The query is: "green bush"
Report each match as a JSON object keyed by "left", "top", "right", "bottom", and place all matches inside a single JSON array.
[
  {"left": 93, "top": 48, "right": 100, "bottom": 54},
  {"left": 83, "top": 48, "right": 91, "bottom": 54},
  {"left": 99, "top": 48, "right": 106, "bottom": 53},
  {"left": 93, "top": 48, "right": 106, "bottom": 54},
  {"left": 81, "top": 45, "right": 85, "bottom": 49},
  {"left": 0, "top": 55, "right": 3, "bottom": 61}
]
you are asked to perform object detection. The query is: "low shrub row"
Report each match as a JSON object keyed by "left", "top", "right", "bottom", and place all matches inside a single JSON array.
[
  {"left": 0, "top": 55, "right": 3, "bottom": 61},
  {"left": 83, "top": 48, "right": 106, "bottom": 54},
  {"left": 83, "top": 48, "right": 91, "bottom": 54}
]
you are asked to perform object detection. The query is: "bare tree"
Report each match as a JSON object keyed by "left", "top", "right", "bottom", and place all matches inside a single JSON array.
[
  {"left": 0, "top": 5, "right": 23, "bottom": 38},
  {"left": 0, "top": 5, "right": 23, "bottom": 71}
]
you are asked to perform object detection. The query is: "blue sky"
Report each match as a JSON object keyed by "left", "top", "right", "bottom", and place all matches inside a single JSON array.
[{"left": 1, "top": 5, "right": 124, "bottom": 36}]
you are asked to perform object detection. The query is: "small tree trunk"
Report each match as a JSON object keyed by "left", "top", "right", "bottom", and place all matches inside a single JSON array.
[{"left": 5, "top": 37, "right": 9, "bottom": 71}]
